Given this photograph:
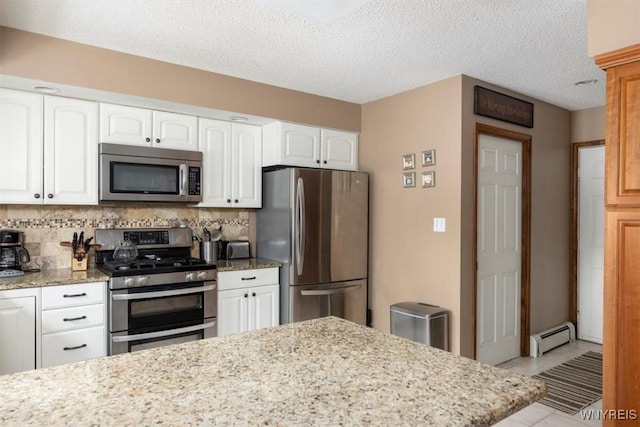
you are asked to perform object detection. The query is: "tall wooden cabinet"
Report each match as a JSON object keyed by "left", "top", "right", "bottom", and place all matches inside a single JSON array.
[{"left": 596, "top": 44, "right": 640, "bottom": 425}]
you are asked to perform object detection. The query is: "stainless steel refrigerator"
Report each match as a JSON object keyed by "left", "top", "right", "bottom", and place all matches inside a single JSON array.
[{"left": 257, "top": 168, "right": 368, "bottom": 325}]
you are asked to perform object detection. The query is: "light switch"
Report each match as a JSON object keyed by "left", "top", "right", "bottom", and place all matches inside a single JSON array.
[{"left": 433, "top": 217, "right": 446, "bottom": 232}]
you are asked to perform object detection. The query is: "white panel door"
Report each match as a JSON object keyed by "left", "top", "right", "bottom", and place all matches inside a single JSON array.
[
  {"left": 320, "top": 129, "right": 358, "bottom": 171},
  {"left": 232, "top": 123, "right": 262, "bottom": 208},
  {"left": 99, "top": 103, "right": 152, "bottom": 146},
  {"left": 0, "top": 296, "right": 36, "bottom": 375},
  {"left": 217, "top": 288, "right": 249, "bottom": 337},
  {"left": 477, "top": 134, "right": 522, "bottom": 365},
  {"left": 198, "top": 118, "right": 232, "bottom": 207},
  {"left": 0, "top": 89, "right": 44, "bottom": 204},
  {"left": 152, "top": 111, "right": 198, "bottom": 150},
  {"left": 44, "top": 96, "right": 99, "bottom": 204},
  {"left": 578, "top": 145, "right": 605, "bottom": 344},
  {"left": 248, "top": 284, "right": 279, "bottom": 331}
]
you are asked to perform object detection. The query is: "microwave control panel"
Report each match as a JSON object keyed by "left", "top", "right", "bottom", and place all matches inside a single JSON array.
[{"left": 188, "top": 167, "right": 201, "bottom": 196}]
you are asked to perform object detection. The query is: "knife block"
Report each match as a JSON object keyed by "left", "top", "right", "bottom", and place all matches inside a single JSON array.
[
  {"left": 60, "top": 242, "right": 101, "bottom": 271},
  {"left": 71, "top": 255, "right": 88, "bottom": 271}
]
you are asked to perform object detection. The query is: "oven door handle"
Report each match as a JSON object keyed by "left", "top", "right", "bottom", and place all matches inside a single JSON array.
[
  {"left": 111, "top": 284, "right": 216, "bottom": 301},
  {"left": 111, "top": 321, "right": 217, "bottom": 343}
]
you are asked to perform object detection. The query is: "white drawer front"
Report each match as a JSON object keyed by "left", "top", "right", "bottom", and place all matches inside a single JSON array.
[
  {"left": 42, "top": 282, "right": 105, "bottom": 309},
  {"left": 218, "top": 268, "right": 279, "bottom": 291},
  {"left": 42, "top": 304, "right": 105, "bottom": 334},
  {"left": 41, "top": 326, "right": 106, "bottom": 368}
]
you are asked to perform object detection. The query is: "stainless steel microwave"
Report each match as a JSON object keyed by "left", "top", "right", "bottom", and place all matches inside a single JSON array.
[{"left": 99, "top": 143, "right": 203, "bottom": 203}]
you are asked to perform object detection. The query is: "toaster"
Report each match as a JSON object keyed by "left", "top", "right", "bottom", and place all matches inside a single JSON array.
[{"left": 219, "top": 240, "right": 250, "bottom": 259}]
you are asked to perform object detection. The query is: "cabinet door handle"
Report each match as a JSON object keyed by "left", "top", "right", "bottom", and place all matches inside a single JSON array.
[
  {"left": 34, "top": 193, "right": 40, "bottom": 199},
  {"left": 146, "top": 137, "right": 151, "bottom": 142},
  {"left": 156, "top": 138, "right": 161, "bottom": 143},
  {"left": 323, "top": 160, "right": 327, "bottom": 164},
  {"left": 234, "top": 199, "right": 238, "bottom": 203},
  {"left": 47, "top": 193, "right": 53, "bottom": 199},
  {"left": 244, "top": 293, "right": 248, "bottom": 298},
  {"left": 63, "top": 344, "right": 87, "bottom": 351},
  {"left": 63, "top": 315, "right": 87, "bottom": 322},
  {"left": 241, "top": 276, "right": 256, "bottom": 281},
  {"left": 252, "top": 292, "right": 256, "bottom": 297},
  {"left": 63, "top": 292, "right": 87, "bottom": 298},
  {"left": 316, "top": 159, "right": 320, "bottom": 164}
]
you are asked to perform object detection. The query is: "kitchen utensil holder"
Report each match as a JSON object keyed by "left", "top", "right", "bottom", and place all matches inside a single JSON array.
[{"left": 59, "top": 242, "right": 101, "bottom": 271}]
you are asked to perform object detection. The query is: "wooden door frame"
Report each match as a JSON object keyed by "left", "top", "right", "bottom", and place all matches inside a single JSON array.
[
  {"left": 472, "top": 123, "right": 532, "bottom": 359},
  {"left": 570, "top": 140, "right": 605, "bottom": 332}
]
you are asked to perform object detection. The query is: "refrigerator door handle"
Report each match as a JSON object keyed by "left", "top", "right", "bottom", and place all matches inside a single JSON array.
[
  {"left": 295, "top": 177, "right": 306, "bottom": 276},
  {"left": 300, "top": 283, "right": 360, "bottom": 296}
]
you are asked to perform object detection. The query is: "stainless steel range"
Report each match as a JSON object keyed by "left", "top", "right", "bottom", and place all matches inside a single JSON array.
[{"left": 95, "top": 228, "right": 216, "bottom": 355}]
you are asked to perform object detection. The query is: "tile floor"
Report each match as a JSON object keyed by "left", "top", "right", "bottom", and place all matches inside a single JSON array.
[{"left": 495, "top": 340, "right": 603, "bottom": 427}]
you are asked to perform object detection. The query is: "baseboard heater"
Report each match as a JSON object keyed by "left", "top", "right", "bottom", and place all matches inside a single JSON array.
[{"left": 529, "top": 321, "right": 576, "bottom": 357}]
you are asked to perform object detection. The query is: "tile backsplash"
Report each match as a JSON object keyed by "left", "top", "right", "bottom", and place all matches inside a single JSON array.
[{"left": 0, "top": 204, "right": 250, "bottom": 271}]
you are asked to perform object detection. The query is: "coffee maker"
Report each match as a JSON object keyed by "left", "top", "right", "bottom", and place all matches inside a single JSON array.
[{"left": 0, "top": 230, "right": 30, "bottom": 271}]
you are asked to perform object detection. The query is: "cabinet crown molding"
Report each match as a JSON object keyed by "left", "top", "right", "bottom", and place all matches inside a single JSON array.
[{"left": 595, "top": 43, "right": 640, "bottom": 70}]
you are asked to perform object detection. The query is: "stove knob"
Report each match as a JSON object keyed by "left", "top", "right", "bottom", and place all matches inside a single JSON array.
[
  {"left": 197, "top": 271, "right": 208, "bottom": 281},
  {"left": 185, "top": 272, "right": 196, "bottom": 282},
  {"left": 124, "top": 277, "right": 134, "bottom": 287},
  {"left": 137, "top": 276, "right": 150, "bottom": 286}
]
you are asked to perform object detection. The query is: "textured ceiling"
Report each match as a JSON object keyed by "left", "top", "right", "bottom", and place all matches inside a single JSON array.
[{"left": 0, "top": 0, "right": 605, "bottom": 111}]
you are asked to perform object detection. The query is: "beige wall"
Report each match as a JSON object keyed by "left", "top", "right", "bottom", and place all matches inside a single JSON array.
[
  {"left": 360, "top": 76, "right": 464, "bottom": 354},
  {"left": 0, "top": 27, "right": 360, "bottom": 131},
  {"left": 361, "top": 75, "right": 572, "bottom": 357},
  {"left": 571, "top": 107, "right": 605, "bottom": 142},
  {"left": 588, "top": 0, "right": 640, "bottom": 56},
  {"left": 461, "top": 76, "right": 573, "bottom": 339}
]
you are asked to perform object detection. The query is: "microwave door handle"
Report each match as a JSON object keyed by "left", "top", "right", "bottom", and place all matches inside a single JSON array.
[
  {"left": 112, "top": 284, "right": 216, "bottom": 301},
  {"left": 179, "top": 164, "right": 188, "bottom": 196},
  {"left": 111, "top": 321, "right": 216, "bottom": 343}
]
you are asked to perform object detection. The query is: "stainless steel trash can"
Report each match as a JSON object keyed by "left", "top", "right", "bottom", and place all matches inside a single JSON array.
[{"left": 390, "top": 302, "right": 450, "bottom": 351}]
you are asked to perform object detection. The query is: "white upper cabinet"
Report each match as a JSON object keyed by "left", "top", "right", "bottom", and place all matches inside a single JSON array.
[
  {"left": 199, "top": 118, "right": 262, "bottom": 208},
  {"left": 44, "top": 96, "right": 99, "bottom": 204},
  {"left": 152, "top": 111, "right": 198, "bottom": 150},
  {"left": 0, "top": 89, "right": 44, "bottom": 204},
  {"left": 0, "top": 90, "right": 98, "bottom": 205},
  {"left": 99, "top": 104, "right": 152, "bottom": 146},
  {"left": 320, "top": 128, "right": 358, "bottom": 171},
  {"left": 232, "top": 123, "right": 262, "bottom": 208},
  {"left": 100, "top": 103, "right": 198, "bottom": 151},
  {"left": 262, "top": 121, "right": 358, "bottom": 171}
]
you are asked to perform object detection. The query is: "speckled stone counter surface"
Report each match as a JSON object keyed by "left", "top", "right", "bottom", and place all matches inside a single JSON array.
[
  {"left": 0, "top": 317, "right": 545, "bottom": 426},
  {"left": 215, "top": 257, "right": 281, "bottom": 272},
  {"left": 0, "top": 268, "right": 109, "bottom": 291}
]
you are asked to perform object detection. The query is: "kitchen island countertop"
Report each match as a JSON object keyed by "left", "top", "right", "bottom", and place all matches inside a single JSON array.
[{"left": 0, "top": 316, "right": 544, "bottom": 426}]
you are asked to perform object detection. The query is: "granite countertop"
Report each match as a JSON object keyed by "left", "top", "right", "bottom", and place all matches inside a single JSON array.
[
  {"left": 0, "top": 268, "right": 109, "bottom": 292},
  {"left": 215, "top": 257, "right": 281, "bottom": 272},
  {"left": 0, "top": 259, "right": 280, "bottom": 291},
  {"left": 0, "top": 317, "right": 545, "bottom": 426}
]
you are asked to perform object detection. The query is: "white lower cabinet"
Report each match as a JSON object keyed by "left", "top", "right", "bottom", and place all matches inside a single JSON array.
[
  {"left": 0, "top": 288, "right": 38, "bottom": 375},
  {"left": 41, "top": 282, "right": 107, "bottom": 368},
  {"left": 217, "top": 268, "right": 279, "bottom": 337}
]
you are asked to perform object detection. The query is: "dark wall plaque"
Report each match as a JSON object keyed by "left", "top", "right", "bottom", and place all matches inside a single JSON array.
[{"left": 474, "top": 85, "right": 534, "bottom": 128}]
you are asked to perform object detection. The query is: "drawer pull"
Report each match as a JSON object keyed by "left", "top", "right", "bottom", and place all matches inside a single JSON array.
[
  {"left": 63, "top": 315, "right": 87, "bottom": 322},
  {"left": 63, "top": 292, "right": 87, "bottom": 298},
  {"left": 241, "top": 276, "right": 256, "bottom": 281},
  {"left": 63, "top": 344, "right": 87, "bottom": 351}
]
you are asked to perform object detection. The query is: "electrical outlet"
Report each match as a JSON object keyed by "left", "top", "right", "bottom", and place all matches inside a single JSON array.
[{"left": 433, "top": 217, "right": 446, "bottom": 232}]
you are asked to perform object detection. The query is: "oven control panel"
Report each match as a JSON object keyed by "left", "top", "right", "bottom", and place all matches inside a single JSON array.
[{"left": 123, "top": 231, "right": 170, "bottom": 245}]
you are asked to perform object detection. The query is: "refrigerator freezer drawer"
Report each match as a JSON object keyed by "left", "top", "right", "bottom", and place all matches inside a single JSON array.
[{"left": 290, "top": 280, "right": 366, "bottom": 325}]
